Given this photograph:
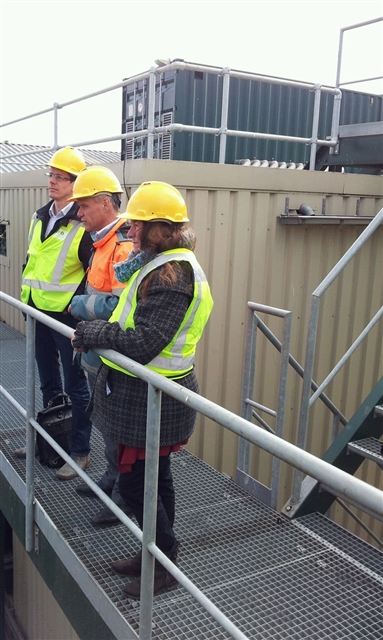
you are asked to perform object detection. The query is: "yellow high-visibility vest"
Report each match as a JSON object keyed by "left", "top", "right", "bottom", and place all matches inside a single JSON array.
[
  {"left": 21, "top": 215, "right": 86, "bottom": 312},
  {"left": 101, "top": 249, "right": 213, "bottom": 378}
]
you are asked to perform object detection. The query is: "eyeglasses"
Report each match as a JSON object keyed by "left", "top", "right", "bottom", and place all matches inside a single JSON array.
[{"left": 45, "top": 172, "right": 71, "bottom": 182}]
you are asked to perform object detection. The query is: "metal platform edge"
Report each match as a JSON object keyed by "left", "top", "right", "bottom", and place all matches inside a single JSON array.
[{"left": 0, "top": 451, "right": 138, "bottom": 640}]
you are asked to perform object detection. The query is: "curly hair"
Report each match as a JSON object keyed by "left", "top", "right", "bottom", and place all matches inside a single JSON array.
[{"left": 139, "top": 221, "right": 196, "bottom": 299}]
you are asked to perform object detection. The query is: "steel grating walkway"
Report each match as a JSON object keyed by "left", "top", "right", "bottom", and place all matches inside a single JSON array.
[{"left": 1, "top": 321, "right": 383, "bottom": 639}]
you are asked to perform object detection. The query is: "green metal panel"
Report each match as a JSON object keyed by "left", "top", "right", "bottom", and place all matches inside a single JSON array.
[
  {"left": 340, "top": 89, "right": 383, "bottom": 125},
  {"left": 121, "top": 66, "right": 383, "bottom": 166},
  {"left": 226, "top": 78, "right": 315, "bottom": 164},
  {"left": 172, "top": 69, "right": 223, "bottom": 162}
]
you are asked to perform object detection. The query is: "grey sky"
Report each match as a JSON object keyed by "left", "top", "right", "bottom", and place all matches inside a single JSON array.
[{"left": 1, "top": 1, "right": 382, "bottom": 150}]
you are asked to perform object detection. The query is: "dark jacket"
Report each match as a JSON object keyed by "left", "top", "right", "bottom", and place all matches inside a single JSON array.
[{"left": 80, "top": 263, "right": 199, "bottom": 448}]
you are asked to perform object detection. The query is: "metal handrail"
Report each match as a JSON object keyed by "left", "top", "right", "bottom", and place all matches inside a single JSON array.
[
  {"left": 2, "top": 294, "right": 380, "bottom": 520},
  {"left": 238, "top": 298, "right": 349, "bottom": 510},
  {"left": 238, "top": 302, "right": 292, "bottom": 510},
  {"left": 335, "top": 17, "right": 383, "bottom": 89},
  {"left": 309, "top": 306, "right": 383, "bottom": 406},
  {"left": 0, "top": 60, "right": 342, "bottom": 170},
  {"left": 1, "top": 292, "right": 382, "bottom": 640},
  {"left": 291, "top": 207, "right": 383, "bottom": 505}
]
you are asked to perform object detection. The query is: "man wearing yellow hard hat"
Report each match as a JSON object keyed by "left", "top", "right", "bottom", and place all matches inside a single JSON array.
[
  {"left": 65, "top": 166, "right": 134, "bottom": 528},
  {"left": 19, "top": 147, "right": 93, "bottom": 477}
]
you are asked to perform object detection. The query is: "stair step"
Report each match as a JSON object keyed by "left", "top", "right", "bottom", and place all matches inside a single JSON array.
[{"left": 347, "top": 436, "right": 383, "bottom": 465}]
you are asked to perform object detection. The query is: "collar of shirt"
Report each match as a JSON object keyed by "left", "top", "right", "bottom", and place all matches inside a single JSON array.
[
  {"left": 91, "top": 219, "right": 119, "bottom": 243},
  {"left": 45, "top": 202, "right": 73, "bottom": 237}
]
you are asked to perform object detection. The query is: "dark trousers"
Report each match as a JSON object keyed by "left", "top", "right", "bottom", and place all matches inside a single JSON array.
[
  {"left": 35, "top": 316, "right": 92, "bottom": 457},
  {"left": 118, "top": 456, "right": 178, "bottom": 556},
  {"left": 87, "top": 371, "right": 127, "bottom": 512}
]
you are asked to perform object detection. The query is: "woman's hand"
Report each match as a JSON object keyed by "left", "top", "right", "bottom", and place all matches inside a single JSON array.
[{"left": 71, "top": 322, "right": 88, "bottom": 352}]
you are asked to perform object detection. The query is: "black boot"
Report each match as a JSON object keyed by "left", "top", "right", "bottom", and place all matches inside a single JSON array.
[
  {"left": 111, "top": 550, "right": 142, "bottom": 577},
  {"left": 121, "top": 544, "right": 179, "bottom": 599}
]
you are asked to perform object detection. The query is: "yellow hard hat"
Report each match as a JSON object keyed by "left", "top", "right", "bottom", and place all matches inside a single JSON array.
[
  {"left": 120, "top": 181, "right": 189, "bottom": 223},
  {"left": 47, "top": 147, "right": 86, "bottom": 176},
  {"left": 67, "top": 166, "right": 123, "bottom": 202}
]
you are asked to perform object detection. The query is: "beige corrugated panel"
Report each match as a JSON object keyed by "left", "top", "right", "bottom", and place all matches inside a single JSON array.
[
  {"left": 0, "top": 175, "right": 49, "bottom": 334},
  {"left": 1, "top": 161, "right": 382, "bottom": 544},
  {"left": 12, "top": 534, "right": 80, "bottom": 640}
]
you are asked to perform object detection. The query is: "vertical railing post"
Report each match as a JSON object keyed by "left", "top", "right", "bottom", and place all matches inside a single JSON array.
[
  {"left": 331, "top": 25, "right": 344, "bottom": 156},
  {"left": 309, "top": 85, "right": 321, "bottom": 170},
  {"left": 270, "top": 311, "right": 292, "bottom": 510},
  {"left": 25, "top": 314, "right": 36, "bottom": 552},
  {"left": 53, "top": 103, "right": 59, "bottom": 150},
  {"left": 218, "top": 67, "right": 230, "bottom": 164},
  {"left": 335, "top": 28, "right": 345, "bottom": 88},
  {"left": 329, "top": 90, "right": 342, "bottom": 155},
  {"left": 139, "top": 383, "right": 162, "bottom": 640},
  {"left": 237, "top": 307, "right": 257, "bottom": 477},
  {"left": 147, "top": 67, "right": 156, "bottom": 159},
  {"left": 291, "top": 296, "right": 321, "bottom": 504}
]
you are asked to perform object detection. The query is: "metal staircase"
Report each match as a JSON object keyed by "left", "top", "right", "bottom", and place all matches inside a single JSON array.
[
  {"left": 282, "top": 381, "right": 383, "bottom": 520},
  {"left": 239, "top": 210, "right": 383, "bottom": 539},
  {"left": 347, "top": 405, "right": 383, "bottom": 464},
  {"left": 348, "top": 436, "right": 383, "bottom": 470}
]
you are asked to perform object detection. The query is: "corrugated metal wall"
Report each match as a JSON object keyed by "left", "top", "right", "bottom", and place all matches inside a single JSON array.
[
  {"left": 0, "top": 178, "right": 49, "bottom": 333},
  {"left": 1, "top": 160, "right": 382, "bottom": 544}
]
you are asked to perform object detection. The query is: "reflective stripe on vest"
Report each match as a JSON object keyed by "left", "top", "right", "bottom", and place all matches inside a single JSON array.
[
  {"left": 21, "top": 217, "right": 86, "bottom": 311},
  {"left": 101, "top": 249, "right": 213, "bottom": 378},
  {"left": 27, "top": 214, "right": 40, "bottom": 245}
]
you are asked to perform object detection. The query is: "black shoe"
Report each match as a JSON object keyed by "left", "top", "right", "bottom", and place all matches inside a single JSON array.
[
  {"left": 90, "top": 507, "right": 121, "bottom": 528},
  {"left": 76, "top": 482, "right": 113, "bottom": 498}
]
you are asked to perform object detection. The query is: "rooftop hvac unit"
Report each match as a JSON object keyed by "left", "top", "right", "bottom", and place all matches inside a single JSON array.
[{"left": 121, "top": 63, "right": 383, "bottom": 167}]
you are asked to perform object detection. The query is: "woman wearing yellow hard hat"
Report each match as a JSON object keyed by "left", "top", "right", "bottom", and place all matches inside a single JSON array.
[{"left": 71, "top": 181, "right": 213, "bottom": 599}]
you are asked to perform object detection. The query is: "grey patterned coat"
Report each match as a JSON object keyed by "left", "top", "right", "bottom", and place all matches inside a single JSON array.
[{"left": 78, "top": 263, "right": 199, "bottom": 448}]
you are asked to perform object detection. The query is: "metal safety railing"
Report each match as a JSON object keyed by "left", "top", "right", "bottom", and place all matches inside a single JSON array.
[
  {"left": 1, "top": 291, "right": 383, "bottom": 640},
  {"left": 238, "top": 302, "right": 292, "bottom": 510},
  {"left": 0, "top": 61, "right": 342, "bottom": 171},
  {"left": 291, "top": 207, "right": 383, "bottom": 506},
  {"left": 238, "top": 301, "right": 349, "bottom": 511},
  {"left": 335, "top": 17, "right": 383, "bottom": 89}
]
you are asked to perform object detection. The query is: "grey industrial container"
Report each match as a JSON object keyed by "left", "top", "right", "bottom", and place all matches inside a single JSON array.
[{"left": 121, "top": 63, "right": 383, "bottom": 166}]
